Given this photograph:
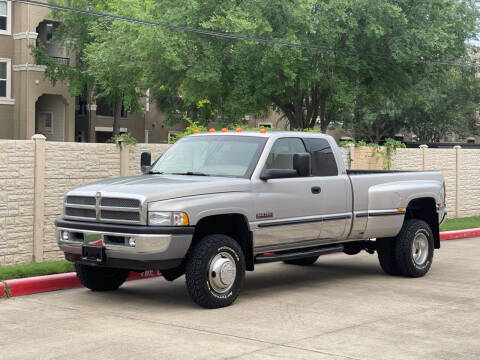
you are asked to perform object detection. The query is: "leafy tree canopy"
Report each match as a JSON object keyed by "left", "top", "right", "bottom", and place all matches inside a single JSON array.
[{"left": 34, "top": 0, "right": 479, "bottom": 139}]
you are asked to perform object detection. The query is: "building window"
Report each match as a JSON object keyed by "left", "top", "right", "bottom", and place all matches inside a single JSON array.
[
  {"left": 258, "top": 122, "right": 272, "bottom": 128},
  {"left": 0, "top": 1, "right": 11, "bottom": 35},
  {"left": 38, "top": 112, "right": 53, "bottom": 135},
  {"left": 46, "top": 23, "right": 54, "bottom": 41},
  {"left": 0, "top": 59, "right": 13, "bottom": 104},
  {"left": 0, "top": 62, "right": 6, "bottom": 97}
]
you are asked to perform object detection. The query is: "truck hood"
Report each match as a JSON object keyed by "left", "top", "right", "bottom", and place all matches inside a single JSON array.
[{"left": 68, "top": 175, "right": 251, "bottom": 203}]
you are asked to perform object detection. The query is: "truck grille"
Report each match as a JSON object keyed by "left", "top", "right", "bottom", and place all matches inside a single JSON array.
[
  {"left": 66, "top": 196, "right": 96, "bottom": 206},
  {"left": 64, "top": 195, "right": 143, "bottom": 224},
  {"left": 101, "top": 210, "right": 141, "bottom": 222},
  {"left": 65, "top": 208, "right": 96, "bottom": 218}
]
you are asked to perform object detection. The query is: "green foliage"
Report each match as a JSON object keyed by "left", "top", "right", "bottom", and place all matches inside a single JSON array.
[
  {"left": 338, "top": 138, "right": 405, "bottom": 169},
  {"left": 0, "top": 261, "right": 75, "bottom": 281},
  {"left": 440, "top": 216, "right": 480, "bottom": 232},
  {"left": 33, "top": 0, "right": 479, "bottom": 139},
  {"left": 142, "top": 0, "right": 478, "bottom": 132},
  {"left": 347, "top": 66, "right": 480, "bottom": 142},
  {"left": 109, "top": 132, "right": 137, "bottom": 149},
  {"left": 170, "top": 117, "right": 208, "bottom": 143},
  {"left": 379, "top": 138, "right": 406, "bottom": 170}
]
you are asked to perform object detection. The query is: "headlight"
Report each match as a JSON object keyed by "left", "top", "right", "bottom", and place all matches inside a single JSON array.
[{"left": 148, "top": 211, "right": 189, "bottom": 226}]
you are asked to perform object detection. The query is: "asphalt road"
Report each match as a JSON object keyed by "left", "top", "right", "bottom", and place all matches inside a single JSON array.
[{"left": 1, "top": 238, "right": 479, "bottom": 360}]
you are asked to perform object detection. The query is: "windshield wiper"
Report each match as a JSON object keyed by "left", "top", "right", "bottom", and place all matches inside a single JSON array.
[{"left": 171, "top": 172, "right": 211, "bottom": 176}]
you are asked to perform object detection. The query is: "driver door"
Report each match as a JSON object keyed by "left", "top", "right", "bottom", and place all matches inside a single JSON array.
[{"left": 252, "top": 137, "right": 324, "bottom": 252}]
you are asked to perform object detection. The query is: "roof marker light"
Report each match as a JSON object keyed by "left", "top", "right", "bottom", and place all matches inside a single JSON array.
[
  {"left": 235, "top": 128, "right": 243, "bottom": 133},
  {"left": 209, "top": 128, "right": 216, "bottom": 133},
  {"left": 193, "top": 130, "right": 200, "bottom": 134},
  {"left": 221, "top": 128, "right": 228, "bottom": 132},
  {"left": 260, "top": 128, "right": 267, "bottom": 133}
]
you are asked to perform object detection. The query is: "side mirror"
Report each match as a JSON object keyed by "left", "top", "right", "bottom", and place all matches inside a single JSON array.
[
  {"left": 293, "top": 153, "right": 311, "bottom": 177},
  {"left": 260, "top": 168, "right": 298, "bottom": 180},
  {"left": 140, "top": 152, "right": 151, "bottom": 174}
]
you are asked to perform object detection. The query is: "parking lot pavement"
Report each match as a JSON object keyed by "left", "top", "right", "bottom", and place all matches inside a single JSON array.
[{"left": 1, "top": 238, "right": 479, "bottom": 360}]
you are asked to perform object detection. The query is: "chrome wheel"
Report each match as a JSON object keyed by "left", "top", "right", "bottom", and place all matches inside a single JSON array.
[
  {"left": 208, "top": 252, "right": 236, "bottom": 294},
  {"left": 412, "top": 232, "right": 429, "bottom": 266}
]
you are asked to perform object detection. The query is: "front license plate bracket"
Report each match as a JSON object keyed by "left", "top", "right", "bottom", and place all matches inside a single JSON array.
[{"left": 81, "top": 245, "right": 106, "bottom": 263}]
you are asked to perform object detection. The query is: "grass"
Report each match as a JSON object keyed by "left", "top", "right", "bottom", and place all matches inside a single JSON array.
[
  {"left": 0, "top": 260, "right": 74, "bottom": 281},
  {"left": 440, "top": 216, "right": 480, "bottom": 232}
]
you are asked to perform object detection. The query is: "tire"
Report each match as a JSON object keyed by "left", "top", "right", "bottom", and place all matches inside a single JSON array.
[
  {"left": 75, "top": 263, "right": 130, "bottom": 291},
  {"left": 377, "top": 237, "right": 401, "bottom": 276},
  {"left": 394, "top": 219, "right": 434, "bottom": 277},
  {"left": 283, "top": 256, "right": 319, "bottom": 266},
  {"left": 185, "top": 234, "right": 245, "bottom": 309}
]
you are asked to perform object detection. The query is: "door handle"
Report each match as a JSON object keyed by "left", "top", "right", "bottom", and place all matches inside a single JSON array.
[{"left": 311, "top": 186, "right": 321, "bottom": 194}]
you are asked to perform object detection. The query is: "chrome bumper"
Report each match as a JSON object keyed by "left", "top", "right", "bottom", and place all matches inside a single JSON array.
[{"left": 56, "top": 226, "right": 193, "bottom": 263}]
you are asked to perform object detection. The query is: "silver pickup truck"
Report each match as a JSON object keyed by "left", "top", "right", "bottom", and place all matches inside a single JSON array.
[{"left": 56, "top": 131, "right": 446, "bottom": 308}]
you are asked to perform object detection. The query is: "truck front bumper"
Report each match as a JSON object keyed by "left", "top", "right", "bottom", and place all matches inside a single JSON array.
[{"left": 55, "top": 219, "right": 194, "bottom": 271}]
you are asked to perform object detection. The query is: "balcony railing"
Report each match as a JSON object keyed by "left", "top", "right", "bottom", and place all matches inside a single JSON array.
[{"left": 51, "top": 56, "right": 70, "bottom": 66}]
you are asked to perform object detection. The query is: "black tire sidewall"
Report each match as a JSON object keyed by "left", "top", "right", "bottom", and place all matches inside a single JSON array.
[
  {"left": 395, "top": 219, "right": 434, "bottom": 277},
  {"left": 186, "top": 234, "right": 246, "bottom": 308}
]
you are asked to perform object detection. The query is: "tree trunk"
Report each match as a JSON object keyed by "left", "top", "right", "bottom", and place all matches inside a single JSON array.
[
  {"left": 319, "top": 89, "right": 329, "bottom": 133},
  {"left": 113, "top": 98, "right": 122, "bottom": 136},
  {"left": 87, "top": 84, "right": 96, "bottom": 143}
]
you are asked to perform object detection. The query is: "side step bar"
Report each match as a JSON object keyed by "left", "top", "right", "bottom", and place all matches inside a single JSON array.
[{"left": 254, "top": 244, "right": 344, "bottom": 264}]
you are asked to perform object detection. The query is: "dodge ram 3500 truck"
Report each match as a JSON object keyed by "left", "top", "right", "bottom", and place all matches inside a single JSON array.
[{"left": 56, "top": 131, "right": 446, "bottom": 308}]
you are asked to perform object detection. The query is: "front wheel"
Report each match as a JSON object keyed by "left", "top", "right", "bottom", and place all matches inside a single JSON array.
[
  {"left": 75, "top": 263, "right": 130, "bottom": 291},
  {"left": 185, "top": 234, "right": 245, "bottom": 308}
]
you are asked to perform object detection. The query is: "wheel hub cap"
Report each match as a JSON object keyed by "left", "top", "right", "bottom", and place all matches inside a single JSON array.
[
  {"left": 208, "top": 252, "right": 236, "bottom": 293},
  {"left": 412, "top": 233, "right": 429, "bottom": 266}
]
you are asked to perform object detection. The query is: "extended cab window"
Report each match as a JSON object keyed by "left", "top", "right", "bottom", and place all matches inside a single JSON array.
[
  {"left": 304, "top": 138, "right": 338, "bottom": 176},
  {"left": 265, "top": 138, "right": 306, "bottom": 170}
]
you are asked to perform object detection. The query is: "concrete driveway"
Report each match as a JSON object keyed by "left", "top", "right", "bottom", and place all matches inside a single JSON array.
[{"left": 1, "top": 238, "right": 479, "bottom": 360}]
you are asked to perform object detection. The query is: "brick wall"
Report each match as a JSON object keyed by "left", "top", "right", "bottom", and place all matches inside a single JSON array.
[
  {"left": 127, "top": 143, "right": 170, "bottom": 176},
  {"left": 43, "top": 142, "right": 121, "bottom": 261},
  {"left": 0, "top": 141, "right": 35, "bottom": 265},
  {"left": 458, "top": 150, "right": 480, "bottom": 218}
]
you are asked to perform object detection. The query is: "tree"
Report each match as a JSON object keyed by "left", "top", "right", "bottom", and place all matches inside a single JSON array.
[
  {"left": 33, "top": 0, "right": 147, "bottom": 136},
  {"left": 34, "top": 0, "right": 479, "bottom": 135},
  {"left": 144, "top": 0, "right": 478, "bottom": 131},
  {"left": 401, "top": 67, "right": 480, "bottom": 142}
]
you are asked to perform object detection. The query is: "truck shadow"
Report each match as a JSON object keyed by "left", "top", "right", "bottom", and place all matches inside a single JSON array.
[
  {"left": 104, "top": 258, "right": 385, "bottom": 308},
  {"left": 242, "top": 261, "right": 385, "bottom": 296}
]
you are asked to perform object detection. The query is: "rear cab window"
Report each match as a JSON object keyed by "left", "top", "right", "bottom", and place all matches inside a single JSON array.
[{"left": 303, "top": 138, "right": 338, "bottom": 176}]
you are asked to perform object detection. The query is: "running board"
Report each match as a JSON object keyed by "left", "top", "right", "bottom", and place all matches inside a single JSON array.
[{"left": 254, "top": 244, "right": 344, "bottom": 264}]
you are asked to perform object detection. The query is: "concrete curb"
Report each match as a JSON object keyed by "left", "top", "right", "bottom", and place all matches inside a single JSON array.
[
  {"left": 440, "top": 228, "right": 480, "bottom": 241},
  {"left": 3, "top": 270, "right": 161, "bottom": 298}
]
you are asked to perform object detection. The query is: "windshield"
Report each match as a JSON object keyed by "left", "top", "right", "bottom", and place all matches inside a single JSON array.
[{"left": 150, "top": 135, "right": 267, "bottom": 178}]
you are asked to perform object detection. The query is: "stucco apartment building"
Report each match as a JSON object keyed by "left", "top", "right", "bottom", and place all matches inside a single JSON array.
[{"left": 0, "top": 0, "right": 186, "bottom": 143}]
